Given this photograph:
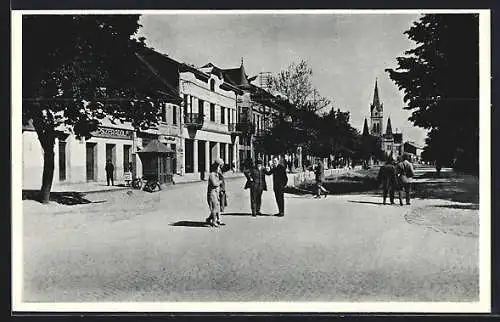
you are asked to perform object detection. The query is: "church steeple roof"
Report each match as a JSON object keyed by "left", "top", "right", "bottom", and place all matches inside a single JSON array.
[
  {"left": 362, "top": 118, "right": 369, "bottom": 136},
  {"left": 370, "top": 79, "right": 382, "bottom": 112},
  {"left": 238, "top": 58, "right": 251, "bottom": 89},
  {"left": 386, "top": 117, "right": 393, "bottom": 135}
]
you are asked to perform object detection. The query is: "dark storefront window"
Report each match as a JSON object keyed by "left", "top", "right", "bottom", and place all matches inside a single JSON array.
[{"left": 58, "top": 141, "right": 66, "bottom": 181}]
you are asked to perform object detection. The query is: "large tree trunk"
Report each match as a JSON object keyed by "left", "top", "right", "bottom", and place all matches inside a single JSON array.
[{"left": 39, "top": 136, "right": 55, "bottom": 204}]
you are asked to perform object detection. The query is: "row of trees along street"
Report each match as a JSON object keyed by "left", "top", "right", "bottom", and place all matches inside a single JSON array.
[
  {"left": 254, "top": 60, "right": 384, "bottom": 167},
  {"left": 22, "top": 13, "right": 480, "bottom": 204},
  {"left": 23, "top": 15, "right": 174, "bottom": 203}
]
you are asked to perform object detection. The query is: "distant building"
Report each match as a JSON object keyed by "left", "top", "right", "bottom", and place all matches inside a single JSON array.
[
  {"left": 200, "top": 60, "right": 288, "bottom": 168},
  {"left": 362, "top": 79, "right": 403, "bottom": 161},
  {"left": 403, "top": 141, "right": 423, "bottom": 162}
]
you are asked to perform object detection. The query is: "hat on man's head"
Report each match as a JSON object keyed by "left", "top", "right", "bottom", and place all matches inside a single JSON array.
[{"left": 215, "top": 158, "right": 224, "bottom": 166}]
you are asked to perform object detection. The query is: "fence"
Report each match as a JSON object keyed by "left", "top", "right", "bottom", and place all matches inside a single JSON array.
[{"left": 291, "top": 167, "right": 350, "bottom": 187}]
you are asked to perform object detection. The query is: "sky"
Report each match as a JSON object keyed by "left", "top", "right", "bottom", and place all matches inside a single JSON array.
[{"left": 137, "top": 13, "right": 428, "bottom": 146}]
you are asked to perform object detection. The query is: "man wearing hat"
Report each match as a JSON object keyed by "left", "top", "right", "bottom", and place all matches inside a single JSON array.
[
  {"left": 396, "top": 153, "right": 415, "bottom": 205},
  {"left": 243, "top": 158, "right": 268, "bottom": 217}
]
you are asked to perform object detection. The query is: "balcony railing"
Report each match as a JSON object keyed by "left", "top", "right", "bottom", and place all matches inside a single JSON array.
[
  {"left": 255, "top": 129, "right": 271, "bottom": 137},
  {"left": 184, "top": 113, "right": 204, "bottom": 130},
  {"left": 233, "top": 121, "right": 255, "bottom": 135}
]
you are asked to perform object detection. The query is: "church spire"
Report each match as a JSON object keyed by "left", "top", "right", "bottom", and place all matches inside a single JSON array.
[
  {"left": 386, "top": 117, "right": 393, "bottom": 135},
  {"left": 371, "top": 78, "right": 382, "bottom": 112},
  {"left": 362, "top": 118, "right": 369, "bottom": 136}
]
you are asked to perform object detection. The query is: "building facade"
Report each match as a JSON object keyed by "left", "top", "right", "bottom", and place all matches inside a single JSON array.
[{"left": 179, "top": 63, "right": 241, "bottom": 180}]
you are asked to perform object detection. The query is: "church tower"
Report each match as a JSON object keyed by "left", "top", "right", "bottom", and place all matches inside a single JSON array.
[{"left": 370, "top": 79, "right": 384, "bottom": 136}]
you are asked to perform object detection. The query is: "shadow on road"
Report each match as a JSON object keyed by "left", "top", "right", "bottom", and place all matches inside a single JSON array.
[
  {"left": 22, "top": 189, "right": 96, "bottom": 205},
  {"left": 169, "top": 221, "right": 210, "bottom": 228},
  {"left": 348, "top": 200, "right": 384, "bottom": 206},
  {"left": 412, "top": 173, "right": 479, "bottom": 205},
  {"left": 433, "top": 204, "right": 479, "bottom": 210},
  {"left": 223, "top": 212, "right": 274, "bottom": 217}
]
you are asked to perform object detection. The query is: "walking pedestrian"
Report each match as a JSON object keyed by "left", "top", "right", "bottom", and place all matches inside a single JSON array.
[
  {"left": 265, "top": 157, "right": 288, "bottom": 217},
  {"left": 105, "top": 159, "right": 115, "bottom": 186},
  {"left": 314, "top": 160, "right": 329, "bottom": 198},
  {"left": 377, "top": 158, "right": 399, "bottom": 205},
  {"left": 396, "top": 153, "right": 415, "bottom": 205},
  {"left": 206, "top": 161, "right": 222, "bottom": 227},
  {"left": 243, "top": 159, "right": 268, "bottom": 217}
]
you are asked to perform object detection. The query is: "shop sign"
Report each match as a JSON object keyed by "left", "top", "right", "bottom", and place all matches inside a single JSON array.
[{"left": 93, "top": 126, "right": 133, "bottom": 139}]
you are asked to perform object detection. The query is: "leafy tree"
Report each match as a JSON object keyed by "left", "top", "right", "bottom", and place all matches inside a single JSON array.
[
  {"left": 268, "top": 60, "right": 331, "bottom": 112},
  {"left": 385, "top": 14, "right": 479, "bottom": 173},
  {"left": 23, "top": 15, "right": 166, "bottom": 203}
]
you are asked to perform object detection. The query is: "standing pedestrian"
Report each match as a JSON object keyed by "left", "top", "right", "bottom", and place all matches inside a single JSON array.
[
  {"left": 314, "top": 160, "right": 329, "bottom": 198},
  {"left": 396, "top": 154, "right": 415, "bottom": 205},
  {"left": 265, "top": 157, "right": 288, "bottom": 217},
  {"left": 377, "top": 158, "right": 399, "bottom": 205},
  {"left": 206, "top": 161, "right": 222, "bottom": 227},
  {"left": 218, "top": 160, "right": 230, "bottom": 225},
  {"left": 105, "top": 159, "right": 115, "bottom": 186},
  {"left": 243, "top": 159, "right": 268, "bottom": 217}
]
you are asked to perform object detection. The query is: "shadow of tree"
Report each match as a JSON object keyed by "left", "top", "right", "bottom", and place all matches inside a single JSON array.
[
  {"left": 412, "top": 178, "right": 479, "bottom": 204},
  {"left": 433, "top": 204, "right": 479, "bottom": 210},
  {"left": 22, "top": 190, "right": 95, "bottom": 205}
]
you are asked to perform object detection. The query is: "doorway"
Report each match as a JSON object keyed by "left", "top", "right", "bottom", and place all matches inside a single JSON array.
[
  {"left": 106, "top": 144, "right": 116, "bottom": 179},
  {"left": 86, "top": 143, "right": 97, "bottom": 181}
]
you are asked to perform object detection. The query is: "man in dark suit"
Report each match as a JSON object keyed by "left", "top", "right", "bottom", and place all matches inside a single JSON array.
[
  {"left": 265, "top": 157, "right": 288, "bottom": 217},
  {"left": 377, "top": 158, "right": 399, "bottom": 205},
  {"left": 396, "top": 153, "right": 415, "bottom": 205},
  {"left": 244, "top": 159, "right": 268, "bottom": 217},
  {"left": 105, "top": 159, "right": 115, "bottom": 186}
]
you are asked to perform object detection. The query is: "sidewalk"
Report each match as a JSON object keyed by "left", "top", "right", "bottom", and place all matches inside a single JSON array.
[
  {"left": 22, "top": 172, "right": 246, "bottom": 195},
  {"left": 22, "top": 167, "right": 355, "bottom": 195}
]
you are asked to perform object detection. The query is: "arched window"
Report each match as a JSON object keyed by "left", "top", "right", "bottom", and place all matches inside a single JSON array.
[{"left": 210, "top": 79, "right": 215, "bottom": 92}]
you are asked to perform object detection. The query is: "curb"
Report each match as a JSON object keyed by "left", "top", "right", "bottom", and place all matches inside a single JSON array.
[{"left": 77, "top": 174, "right": 247, "bottom": 194}]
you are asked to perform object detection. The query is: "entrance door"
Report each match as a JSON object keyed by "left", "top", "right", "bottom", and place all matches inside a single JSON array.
[
  {"left": 184, "top": 139, "right": 193, "bottom": 173},
  {"left": 86, "top": 143, "right": 96, "bottom": 181},
  {"left": 158, "top": 156, "right": 166, "bottom": 184},
  {"left": 106, "top": 144, "right": 116, "bottom": 179}
]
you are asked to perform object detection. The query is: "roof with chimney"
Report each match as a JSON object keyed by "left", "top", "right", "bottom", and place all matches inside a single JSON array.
[{"left": 202, "top": 59, "right": 253, "bottom": 90}]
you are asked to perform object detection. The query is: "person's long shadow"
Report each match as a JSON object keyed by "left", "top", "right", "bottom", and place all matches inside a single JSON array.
[
  {"left": 169, "top": 221, "right": 210, "bottom": 228},
  {"left": 222, "top": 212, "right": 274, "bottom": 217},
  {"left": 348, "top": 200, "right": 384, "bottom": 206}
]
